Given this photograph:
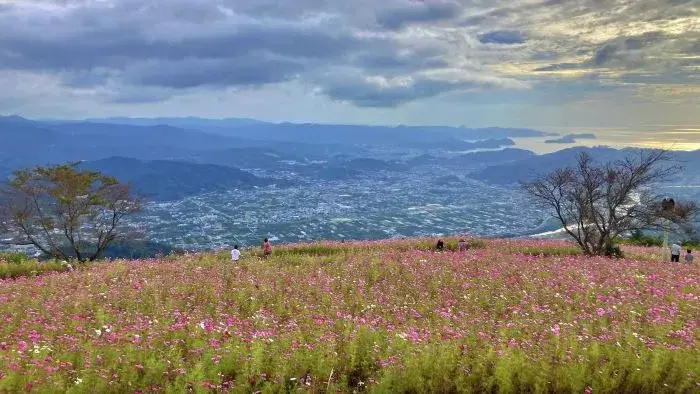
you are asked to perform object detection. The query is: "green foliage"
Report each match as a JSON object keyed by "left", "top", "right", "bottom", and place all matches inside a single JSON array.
[
  {"left": 1, "top": 163, "right": 142, "bottom": 262},
  {"left": 622, "top": 230, "right": 664, "bottom": 247},
  {"left": 620, "top": 230, "right": 700, "bottom": 249},
  {"left": 681, "top": 239, "right": 700, "bottom": 248},
  {"left": 605, "top": 244, "right": 624, "bottom": 258},
  {"left": 0, "top": 251, "right": 31, "bottom": 265},
  {"left": 101, "top": 240, "right": 174, "bottom": 259},
  {"left": 0, "top": 258, "right": 66, "bottom": 279}
]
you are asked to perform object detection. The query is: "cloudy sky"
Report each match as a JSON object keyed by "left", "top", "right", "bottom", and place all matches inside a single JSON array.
[{"left": 1, "top": 0, "right": 698, "bottom": 145}]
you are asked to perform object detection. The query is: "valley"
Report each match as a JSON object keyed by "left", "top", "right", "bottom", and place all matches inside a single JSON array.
[
  {"left": 139, "top": 167, "right": 543, "bottom": 250},
  {"left": 1, "top": 115, "right": 698, "bottom": 255}
]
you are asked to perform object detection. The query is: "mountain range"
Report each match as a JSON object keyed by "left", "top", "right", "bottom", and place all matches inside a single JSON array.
[
  {"left": 472, "top": 146, "right": 700, "bottom": 185},
  {"left": 2, "top": 115, "right": 698, "bottom": 200},
  {"left": 79, "top": 157, "right": 271, "bottom": 201},
  {"left": 2, "top": 114, "right": 699, "bottom": 255}
]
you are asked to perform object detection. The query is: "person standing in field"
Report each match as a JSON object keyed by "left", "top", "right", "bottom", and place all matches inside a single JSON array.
[
  {"left": 459, "top": 239, "right": 469, "bottom": 253},
  {"left": 685, "top": 249, "right": 693, "bottom": 263},
  {"left": 670, "top": 242, "right": 681, "bottom": 262},
  {"left": 436, "top": 239, "right": 444, "bottom": 252},
  {"left": 231, "top": 245, "right": 240, "bottom": 262},
  {"left": 262, "top": 238, "right": 272, "bottom": 258}
]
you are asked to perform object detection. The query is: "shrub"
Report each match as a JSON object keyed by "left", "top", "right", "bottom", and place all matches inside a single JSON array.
[
  {"left": 0, "top": 251, "right": 31, "bottom": 265},
  {"left": 0, "top": 259, "right": 66, "bottom": 279},
  {"left": 621, "top": 230, "right": 664, "bottom": 247}
]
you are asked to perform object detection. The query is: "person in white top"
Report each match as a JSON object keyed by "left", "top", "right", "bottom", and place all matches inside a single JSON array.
[
  {"left": 670, "top": 243, "right": 681, "bottom": 262},
  {"left": 231, "top": 245, "right": 241, "bottom": 262}
]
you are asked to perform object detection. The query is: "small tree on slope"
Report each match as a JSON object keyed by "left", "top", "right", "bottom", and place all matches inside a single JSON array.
[
  {"left": 522, "top": 150, "right": 696, "bottom": 256},
  {"left": 0, "top": 163, "right": 143, "bottom": 262}
]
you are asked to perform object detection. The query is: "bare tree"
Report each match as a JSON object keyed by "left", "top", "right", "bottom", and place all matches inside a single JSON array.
[
  {"left": 0, "top": 163, "right": 143, "bottom": 262},
  {"left": 522, "top": 150, "right": 696, "bottom": 256}
]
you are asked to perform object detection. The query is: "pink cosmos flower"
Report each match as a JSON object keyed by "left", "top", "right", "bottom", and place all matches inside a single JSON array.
[
  {"left": 551, "top": 324, "right": 561, "bottom": 336},
  {"left": 16, "top": 341, "right": 29, "bottom": 353},
  {"left": 28, "top": 330, "right": 40, "bottom": 343}
]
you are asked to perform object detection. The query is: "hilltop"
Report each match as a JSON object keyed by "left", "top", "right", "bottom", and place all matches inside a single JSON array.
[{"left": 0, "top": 237, "right": 697, "bottom": 392}]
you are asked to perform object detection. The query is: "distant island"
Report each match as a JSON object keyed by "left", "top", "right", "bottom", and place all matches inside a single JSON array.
[{"left": 545, "top": 133, "right": 597, "bottom": 144}]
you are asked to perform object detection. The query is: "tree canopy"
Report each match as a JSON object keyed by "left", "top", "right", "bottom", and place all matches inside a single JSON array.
[
  {"left": 0, "top": 163, "right": 143, "bottom": 262},
  {"left": 522, "top": 150, "right": 697, "bottom": 256}
]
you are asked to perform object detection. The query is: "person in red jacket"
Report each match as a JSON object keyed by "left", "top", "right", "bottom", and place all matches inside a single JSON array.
[{"left": 262, "top": 238, "right": 272, "bottom": 258}]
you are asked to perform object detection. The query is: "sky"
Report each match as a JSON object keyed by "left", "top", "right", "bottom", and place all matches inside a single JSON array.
[{"left": 0, "top": 0, "right": 698, "bottom": 147}]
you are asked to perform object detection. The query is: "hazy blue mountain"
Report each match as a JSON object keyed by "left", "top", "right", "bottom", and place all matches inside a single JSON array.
[
  {"left": 83, "top": 116, "right": 266, "bottom": 128},
  {"left": 471, "top": 147, "right": 700, "bottom": 185},
  {"left": 408, "top": 148, "right": 535, "bottom": 168},
  {"left": 0, "top": 117, "right": 393, "bottom": 166},
  {"left": 450, "top": 148, "right": 535, "bottom": 166},
  {"left": 0, "top": 115, "right": 32, "bottom": 124},
  {"left": 85, "top": 117, "right": 549, "bottom": 146},
  {"left": 0, "top": 119, "right": 77, "bottom": 168},
  {"left": 0, "top": 116, "right": 251, "bottom": 167},
  {"left": 1, "top": 117, "right": 355, "bottom": 170},
  {"left": 45, "top": 121, "right": 247, "bottom": 152},
  {"left": 79, "top": 157, "right": 270, "bottom": 201},
  {"left": 470, "top": 147, "right": 624, "bottom": 184}
]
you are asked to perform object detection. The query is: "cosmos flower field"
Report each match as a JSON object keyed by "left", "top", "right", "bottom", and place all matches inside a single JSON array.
[{"left": 0, "top": 238, "right": 697, "bottom": 393}]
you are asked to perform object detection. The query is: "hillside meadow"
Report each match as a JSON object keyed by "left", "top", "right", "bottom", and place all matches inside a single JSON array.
[{"left": 0, "top": 238, "right": 697, "bottom": 393}]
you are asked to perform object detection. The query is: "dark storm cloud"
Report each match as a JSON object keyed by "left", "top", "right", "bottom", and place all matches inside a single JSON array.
[
  {"left": 0, "top": 0, "right": 698, "bottom": 112},
  {"left": 124, "top": 56, "right": 305, "bottom": 88},
  {"left": 321, "top": 77, "right": 469, "bottom": 107},
  {"left": 592, "top": 32, "right": 665, "bottom": 66},
  {"left": 376, "top": 1, "right": 462, "bottom": 30},
  {"left": 0, "top": 0, "right": 514, "bottom": 108},
  {"left": 477, "top": 31, "right": 526, "bottom": 45},
  {"left": 593, "top": 44, "right": 619, "bottom": 66},
  {"left": 535, "top": 31, "right": 695, "bottom": 77},
  {"left": 355, "top": 51, "right": 449, "bottom": 72},
  {"left": 0, "top": 23, "right": 364, "bottom": 71}
]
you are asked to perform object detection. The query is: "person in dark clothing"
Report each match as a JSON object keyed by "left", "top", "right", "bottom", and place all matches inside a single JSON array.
[{"left": 436, "top": 239, "right": 444, "bottom": 252}]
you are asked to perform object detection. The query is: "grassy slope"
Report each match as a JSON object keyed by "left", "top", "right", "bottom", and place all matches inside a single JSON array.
[{"left": 0, "top": 238, "right": 697, "bottom": 393}]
